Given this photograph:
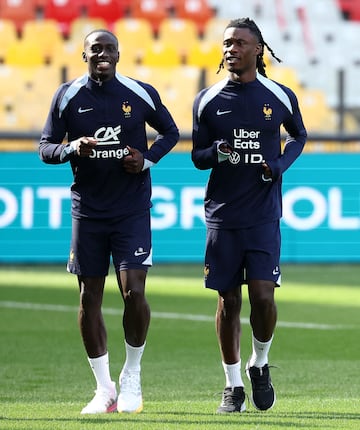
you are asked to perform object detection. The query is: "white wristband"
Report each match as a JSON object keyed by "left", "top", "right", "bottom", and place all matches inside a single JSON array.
[
  {"left": 60, "top": 140, "right": 77, "bottom": 161},
  {"left": 142, "top": 158, "right": 155, "bottom": 170},
  {"left": 261, "top": 173, "right": 273, "bottom": 182}
]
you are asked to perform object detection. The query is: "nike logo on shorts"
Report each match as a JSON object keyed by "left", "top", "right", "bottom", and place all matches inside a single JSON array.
[{"left": 134, "top": 247, "right": 147, "bottom": 256}]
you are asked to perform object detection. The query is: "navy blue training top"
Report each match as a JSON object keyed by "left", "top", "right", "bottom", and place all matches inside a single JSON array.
[
  {"left": 192, "top": 73, "right": 307, "bottom": 229},
  {"left": 39, "top": 73, "right": 179, "bottom": 219}
]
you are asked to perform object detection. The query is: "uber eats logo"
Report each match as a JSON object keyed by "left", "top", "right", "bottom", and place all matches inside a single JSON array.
[{"left": 230, "top": 128, "right": 264, "bottom": 164}]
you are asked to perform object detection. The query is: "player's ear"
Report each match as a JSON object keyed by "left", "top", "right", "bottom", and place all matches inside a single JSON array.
[
  {"left": 82, "top": 52, "right": 87, "bottom": 62},
  {"left": 255, "top": 43, "right": 262, "bottom": 56}
]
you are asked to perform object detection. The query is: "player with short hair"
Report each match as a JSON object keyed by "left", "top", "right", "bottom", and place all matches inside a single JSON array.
[
  {"left": 192, "top": 18, "right": 307, "bottom": 413},
  {"left": 39, "top": 29, "right": 179, "bottom": 414}
]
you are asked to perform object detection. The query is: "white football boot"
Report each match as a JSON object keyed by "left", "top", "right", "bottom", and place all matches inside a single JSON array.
[
  {"left": 117, "top": 368, "right": 143, "bottom": 413},
  {"left": 81, "top": 381, "right": 117, "bottom": 414}
]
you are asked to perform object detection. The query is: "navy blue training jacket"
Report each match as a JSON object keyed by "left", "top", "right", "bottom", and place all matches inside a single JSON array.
[
  {"left": 192, "top": 72, "right": 307, "bottom": 229},
  {"left": 39, "top": 73, "right": 179, "bottom": 219}
]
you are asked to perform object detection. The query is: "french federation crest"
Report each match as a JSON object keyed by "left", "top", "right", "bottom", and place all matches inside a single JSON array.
[{"left": 263, "top": 104, "right": 272, "bottom": 120}]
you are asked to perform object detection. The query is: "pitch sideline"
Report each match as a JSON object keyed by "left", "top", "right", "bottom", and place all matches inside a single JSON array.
[{"left": 0, "top": 300, "right": 355, "bottom": 330}]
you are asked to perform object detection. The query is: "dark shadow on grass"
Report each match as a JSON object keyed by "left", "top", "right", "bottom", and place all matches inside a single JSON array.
[{"left": 1, "top": 410, "right": 359, "bottom": 428}]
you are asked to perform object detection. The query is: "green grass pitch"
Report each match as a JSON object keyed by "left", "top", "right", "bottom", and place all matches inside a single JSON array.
[{"left": 0, "top": 264, "right": 359, "bottom": 430}]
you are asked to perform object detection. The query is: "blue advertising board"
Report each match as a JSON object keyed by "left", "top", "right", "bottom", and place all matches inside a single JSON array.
[{"left": 0, "top": 152, "right": 359, "bottom": 263}]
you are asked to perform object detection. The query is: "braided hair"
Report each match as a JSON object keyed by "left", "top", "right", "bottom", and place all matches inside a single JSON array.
[{"left": 217, "top": 17, "right": 281, "bottom": 76}]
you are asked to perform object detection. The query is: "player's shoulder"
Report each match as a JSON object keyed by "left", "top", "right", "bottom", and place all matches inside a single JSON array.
[
  {"left": 55, "top": 74, "right": 88, "bottom": 97},
  {"left": 194, "top": 78, "right": 229, "bottom": 112},
  {"left": 258, "top": 73, "right": 298, "bottom": 99},
  {"left": 115, "top": 73, "right": 160, "bottom": 109},
  {"left": 256, "top": 73, "right": 299, "bottom": 113}
]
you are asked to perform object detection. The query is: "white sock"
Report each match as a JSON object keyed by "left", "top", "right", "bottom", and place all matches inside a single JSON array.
[
  {"left": 222, "top": 361, "right": 244, "bottom": 388},
  {"left": 248, "top": 334, "right": 274, "bottom": 368},
  {"left": 88, "top": 352, "right": 113, "bottom": 391},
  {"left": 123, "top": 341, "right": 145, "bottom": 372}
]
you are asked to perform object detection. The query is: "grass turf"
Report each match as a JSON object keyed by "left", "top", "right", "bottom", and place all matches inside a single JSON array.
[{"left": 0, "top": 264, "right": 359, "bottom": 429}]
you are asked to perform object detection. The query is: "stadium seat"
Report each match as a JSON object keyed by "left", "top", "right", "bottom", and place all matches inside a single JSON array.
[
  {"left": 5, "top": 38, "right": 44, "bottom": 66},
  {"left": 43, "top": 0, "right": 86, "bottom": 38},
  {"left": 171, "top": 0, "right": 214, "bottom": 36},
  {"left": 202, "top": 17, "right": 230, "bottom": 44},
  {"left": 297, "top": 88, "right": 338, "bottom": 132},
  {"left": 21, "top": 19, "right": 63, "bottom": 65},
  {"left": 186, "top": 39, "right": 221, "bottom": 68},
  {"left": 157, "top": 18, "right": 198, "bottom": 62},
  {"left": 0, "top": 19, "right": 18, "bottom": 62},
  {"left": 337, "top": 0, "right": 360, "bottom": 20},
  {"left": 141, "top": 40, "right": 181, "bottom": 66},
  {"left": 127, "top": 0, "right": 168, "bottom": 36},
  {"left": 130, "top": 65, "right": 200, "bottom": 131},
  {"left": 69, "top": 17, "right": 108, "bottom": 43},
  {"left": 114, "top": 18, "right": 154, "bottom": 65},
  {"left": 266, "top": 65, "right": 302, "bottom": 93},
  {"left": 85, "top": 0, "right": 131, "bottom": 29},
  {"left": 0, "top": 64, "right": 60, "bottom": 130},
  {"left": 52, "top": 38, "right": 85, "bottom": 73},
  {"left": 0, "top": 0, "right": 37, "bottom": 35}
]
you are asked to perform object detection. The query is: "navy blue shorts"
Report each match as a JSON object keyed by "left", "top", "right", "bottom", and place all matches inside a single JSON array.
[
  {"left": 204, "top": 221, "right": 281, "bottom": 292},
  {"left": 67, "top": 211, "right": 152, "bottom": 276}
]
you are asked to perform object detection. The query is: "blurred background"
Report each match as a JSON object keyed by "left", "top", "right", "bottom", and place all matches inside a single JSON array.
[
  {"left": 0, "top": 0, "right": 360, "bottom": 148},
  {"left": 1, "top": 0, "right": 360, "bottom": 264}
]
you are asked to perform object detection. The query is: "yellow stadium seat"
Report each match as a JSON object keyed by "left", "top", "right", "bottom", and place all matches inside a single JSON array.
[
  {"left": 0, "top": 64, "right": 61, "bottom": 130},
  {"left": 0, "top": 20, "right": 18, "bottom": 61},
  {"left": 114, "top": 18, "right": 154, "bottom": 66},
  {"left": 202, "top": 17, "right": 229, "bottom": 44},
  {"left": 52, "top": 39, "right": 84, "bottom": 71},
  {"left": 5, "top": 39, "right": 43, "bottom": 66},
  {"left": 298, "top": 88, "right": 337, "bottom": 132},
  {"left": 133, "top": 65, "right": 200, "bottom": 131},
  {"left": 141, "top": 40, "right": 181, "bottom": 66},
  {"left": 21, "top": 19, "right": 63, "bottom": 64},
  {"left": 186, "top": 39, "right": 221, "bottom": 68},
  {"left": 157, "top": 18, "right": 199, "bottom": 60},
  {"left": 68, "top": 17, "right": 108, "bottom": 43},
  {"left": 267, "top": 65, "right": 302, "bottom": 93}
]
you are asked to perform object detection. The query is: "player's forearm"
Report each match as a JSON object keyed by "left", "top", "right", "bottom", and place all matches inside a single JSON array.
[
  {"left": 39, "top": 141, "right": 69, "bottom": 164},
  {"left": 143, "top": 126, "right": 179, "bottom": 163}
]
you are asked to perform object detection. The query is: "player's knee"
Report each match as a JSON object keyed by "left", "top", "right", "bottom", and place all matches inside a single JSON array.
[
  {"left": 80, "top": 288, "right": 102, "bottom": 309},
  {"left": 220, "top": 292, "right": 242, "bottom": 315},
  {"left": 123, "top": 288, "right": 145, "bottom": 305}
]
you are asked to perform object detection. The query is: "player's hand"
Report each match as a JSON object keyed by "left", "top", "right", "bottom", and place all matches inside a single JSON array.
[
  {"left": 216, "top": 139, "right": 233, "bottom": 154},
  {"left": 123, "top": 146, "right": 144, "bottom": 173},
  {"left": 75, "top": 137, "right": 97, "bottom": 157},
  {"left": 262, "top": 162, "right": 273, "bottom": 182}
]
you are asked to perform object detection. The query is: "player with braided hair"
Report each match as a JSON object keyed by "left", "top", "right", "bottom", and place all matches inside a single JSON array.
[
  {"left": 192, "top": 18, "right": 307, "bottom": 413},
  {"left": 217, "top": 18, "right": 282, "bottom": 77}
]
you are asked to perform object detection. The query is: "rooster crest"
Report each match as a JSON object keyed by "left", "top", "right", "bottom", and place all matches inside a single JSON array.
[
  {"left": 122, "top": 102, "right": 132, "bottom": 114},
  {"left": 263, "top": 105, "right": 272, "bottom": 116}
]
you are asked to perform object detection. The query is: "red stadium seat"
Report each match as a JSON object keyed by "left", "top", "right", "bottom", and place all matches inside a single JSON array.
[
  {"left": 85, "top": 0, "right": 131, "bottom": 28},
  {"left": 43, "top": 0, "right": 86, "bottom": 37},
  {"left": 0, "top": 0, "right": 37, "bottom": 35},
  {"left": 171, "top": 0, "right": 214, "bottom": 36},
  {"left": 128, "top": 0, "right": 168, "bottom": 36}
]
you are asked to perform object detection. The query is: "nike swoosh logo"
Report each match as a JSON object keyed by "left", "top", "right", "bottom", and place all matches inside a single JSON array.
[
  {"left": 272, "top": 269, "right": 280, "bottom": 275},
  {"left": 216, "top": 109, "right": 232, "bottom": 116},
  {"left": 134, "top": 251, "right": 147, "bottom": 256},
  {"left": 78, "top": 107, "right": 94, "bottom": 113}
]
